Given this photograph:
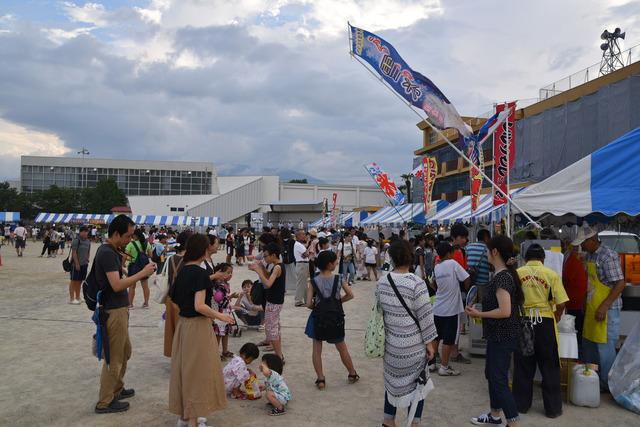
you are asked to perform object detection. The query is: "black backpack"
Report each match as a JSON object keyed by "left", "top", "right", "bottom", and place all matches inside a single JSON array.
[
  {"left": 250, "top": 280, "right": 265, "bottom": 307},
  {"left": 82, "top": 251, "right": 102, "bottom": 311},
  {"left": 128, "top": 241, "right": 150, "bottom": 276},
  {"left": 311, "top": 275, "right": 345, "bottom": 341},
  {"left": 282, "top": 239, "right": 296, "bottom": 265}
]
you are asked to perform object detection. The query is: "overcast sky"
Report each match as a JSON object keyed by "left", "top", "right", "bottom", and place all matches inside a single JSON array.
[{"left": 0, "top": 0, "right": 637, "bottom": 183}]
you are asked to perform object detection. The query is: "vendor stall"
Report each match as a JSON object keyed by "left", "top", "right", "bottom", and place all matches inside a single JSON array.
[
  {"left": 360, "top": 201, "right": 449, "bottom": 226},
  {"left": 34, "top": 213, "right": 113, "bottom": 224},
  {"left": 428, "top": 188, "right": 526, "bottom": 226},
  {"left": 309, "top": 211, "right": 370, "bottom": 228},
  {"left": 192, "top": 216, "right": 220, "bottom": 227},
  {"left": 131, "top": 215, "right": 192, "bottom": 227},
  {"left": 0, "top": 212, "right": 20, "bottom": 222}
]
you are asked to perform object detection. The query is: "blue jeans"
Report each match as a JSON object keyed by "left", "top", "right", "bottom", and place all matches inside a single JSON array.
[
  {"left": 343, "top": 260, "right": 356, "bottom": 284},
  {"left": 384, "top": 392, "right": 424, "bottom": 423},
  {"left": 485, "top": 339, "right": 519, "bottom": 423},
  {"left": 582, "top": 307, "right": 620, "bottom": 391}
]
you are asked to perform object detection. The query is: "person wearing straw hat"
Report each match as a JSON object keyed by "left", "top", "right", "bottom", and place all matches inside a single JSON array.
[{"left": 572, "top": 225, "right": 626, "bottom": 392}]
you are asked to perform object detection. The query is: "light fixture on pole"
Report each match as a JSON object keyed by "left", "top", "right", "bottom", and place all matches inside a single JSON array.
[
  {"left": 599, "top": 27, "right": 625, "bottom": 76},
  {"left": 77, "top": 147, "right": 90, "bottom": 188}
]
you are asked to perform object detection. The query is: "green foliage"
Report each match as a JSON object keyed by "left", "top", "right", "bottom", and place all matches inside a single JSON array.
[
  {"left": 0, "top": 178, "right": 128, "bottom": 220},
  {"left": 288, "top": 179, "right": 308, "bottom": 184}
]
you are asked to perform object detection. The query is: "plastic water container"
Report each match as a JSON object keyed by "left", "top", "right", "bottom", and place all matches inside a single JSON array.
[{"left": 570, "top": 364, "right": 600, "bottom": 408}]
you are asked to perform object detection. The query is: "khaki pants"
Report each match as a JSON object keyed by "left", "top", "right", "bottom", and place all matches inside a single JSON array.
[
  {"left": 97, "top": 307, "right": 132, "bottom": 408},
  {"left": 295, "top": 262, "right": 309, "bottom": 304}
]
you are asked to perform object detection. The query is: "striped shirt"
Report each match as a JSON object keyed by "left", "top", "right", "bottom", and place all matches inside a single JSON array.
[{"left": 466, "top": 242, "right": 491, "bottom": 286}]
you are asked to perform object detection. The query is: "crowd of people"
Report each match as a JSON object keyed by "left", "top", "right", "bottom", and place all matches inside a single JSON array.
[{"left": 2, "top": 214, "right": 627, "bottom": 426}]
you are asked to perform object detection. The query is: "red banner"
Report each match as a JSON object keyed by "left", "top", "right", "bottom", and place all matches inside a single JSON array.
[
  {"left": 331, "top": 193, "right": 338, "bottom": 228},
  {"left": 422, "top": 157, "right": 438, "bottom": 215},
  {"left": 493, "top": 102, "right": 516, "bottom": 206},
  {"left": 470, "top": 145, "right": 484, "bottom": 211}
]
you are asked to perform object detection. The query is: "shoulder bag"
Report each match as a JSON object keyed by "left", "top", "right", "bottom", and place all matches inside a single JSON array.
[{"left": 62, "top": 242, "right": 74, "bottom": 272}]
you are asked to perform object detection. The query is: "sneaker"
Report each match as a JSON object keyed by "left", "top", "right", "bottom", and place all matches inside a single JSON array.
[
  {"left": 115, "top": 388, "right": 135, "bottom": 400},
  {"left": 68, "top": 300, "right": 75, "bottom": 305},
  {"left": 269, "top": 407, "right": 286, "bottom": 416},
  {"left": 72, "top": 299, "right": 82, "bottom": 305},
  {"left": 453, "top": 353, "right": 472, "bottom": 364},
  {"left": 258, "top": 325, "right": 265, "bottom": 332},
  {"left": 294, "top": 302, "right": 306, "bottom": 307},
  {"left": 438, "top": 366, "right": 461, "bottom": 376},
  {"left": 95, "top": 399, "right": 130, "bottom": 414},
  {"left": 470, "top": 413, "right": 503, "bottom": 425}
]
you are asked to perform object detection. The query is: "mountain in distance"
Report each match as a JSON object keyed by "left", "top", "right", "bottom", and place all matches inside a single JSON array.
[{"left": 216, "top": 164, "right": 326, "bottom": 184}]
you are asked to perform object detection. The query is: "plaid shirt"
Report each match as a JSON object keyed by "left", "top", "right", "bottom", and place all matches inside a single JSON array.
[{"left": 588, "top": 244, "right": 624, "bottom": 310}]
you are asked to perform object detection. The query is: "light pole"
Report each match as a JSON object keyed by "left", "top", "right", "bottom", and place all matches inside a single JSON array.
[{"left": 77, "top": 147, "right": 90, "bottom": 189}]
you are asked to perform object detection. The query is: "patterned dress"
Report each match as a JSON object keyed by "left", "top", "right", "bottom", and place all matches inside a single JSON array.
[
  {"left": 265, "top": 371, "right": 291, "bottom": 404},
  {"left": 377, "top": 272, "right": 438, "bottom": 407},
  {"left": 223, "top": 355, "right": 250, "bottom": 393}
]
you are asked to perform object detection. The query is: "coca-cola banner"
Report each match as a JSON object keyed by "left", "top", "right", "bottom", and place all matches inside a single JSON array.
[{"left": 493, "top": 102, "right": 516, "bottom": 206}]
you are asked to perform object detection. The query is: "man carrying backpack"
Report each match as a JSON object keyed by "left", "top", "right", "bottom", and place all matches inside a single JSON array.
[{"left": 91, "top": 215, "right": 156, "bottom": 414}]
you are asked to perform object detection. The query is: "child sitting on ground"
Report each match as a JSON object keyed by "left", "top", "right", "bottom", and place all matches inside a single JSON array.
[
  {"left": 234, "top": 279, "right": 264, "bottom": 328},
  {"left": 261, "top": 354, "right": 291, "bottom": 416},
  {"left": 223, "top": 343, "right": 260, "bottom": 399}
]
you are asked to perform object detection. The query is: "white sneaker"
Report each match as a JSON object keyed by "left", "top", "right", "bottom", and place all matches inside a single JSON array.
[
  {"left": 176, "top": 419, "right": 188, "bottom": 427},
  {"left": 197, "top": 417, "right": 211, "bottom": 427},
  {"left": 428, "top": 363, "right": 438, "bottom": 373},
  {"left": 72, "top": 299, "right": 82, "bottom": 305},
  {"left": 438, "top": 365, "right": 461, "bottom": 376}
]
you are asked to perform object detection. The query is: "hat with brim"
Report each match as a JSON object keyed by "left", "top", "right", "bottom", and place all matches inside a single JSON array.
[
  {"left": 309, "top": 228, "right": 318, "bottom": 236},
  {"left": 571, "top": 226, "right": 598, "bottom": 246}
]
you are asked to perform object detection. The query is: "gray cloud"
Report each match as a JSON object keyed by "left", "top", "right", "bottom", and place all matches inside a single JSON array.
[{"left": 0, "top": 0, "right": 632, "bottom": 183}]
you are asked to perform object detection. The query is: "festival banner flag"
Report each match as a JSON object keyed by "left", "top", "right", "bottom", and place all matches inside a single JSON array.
[
  {"left": 411, "top": 164, "right": 424, "bottom": 181},
  {"left": 469, "top": 140, "right": 484, "bottom": 211},
  {"left": 493, "top": 102, "right": 516, "bottom": 206},
  {"left": 422, "top": 157, "right": 438, "bottom": 215},
  {"left": 350, "top": 24, "right": 471, "bottom": 138},
  {"left": 331, "top": 193, "right": 338, "bottom": 229},
  {"left": 365, "top": 162, "right": 405, "bottom": 206}
]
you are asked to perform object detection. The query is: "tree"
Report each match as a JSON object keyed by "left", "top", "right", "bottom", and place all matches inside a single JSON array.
[
  {"left": 34, "top": 185, "right": 82, "bottom": 213},
  {"left": 82, "top": 178, "right": 127, "bottom": 213},
  {"left": 0, "top": 182, "right": 20, "bottom": 212},
  {"left": 288, "top": 179, "right": 308, "bottom": 184}
]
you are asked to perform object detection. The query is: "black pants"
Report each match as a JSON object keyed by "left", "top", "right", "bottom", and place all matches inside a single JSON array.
[
  {"left": 40, "top": 241, "right": 49, "bottom": 256},
  {"left": 567, "top": 309, "right": 584, "bottom": 360},
  {"left": 513, "top": 317, "right": 562, "bottom": 416}
]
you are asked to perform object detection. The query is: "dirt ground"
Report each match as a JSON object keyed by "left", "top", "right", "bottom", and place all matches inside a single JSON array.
[{"left": 0, "top": 241, "right": 636, "bottom": 427}]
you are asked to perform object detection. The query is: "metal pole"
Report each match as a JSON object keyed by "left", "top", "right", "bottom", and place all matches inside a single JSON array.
[
  {"left": 505, "top": 102, "right": 511, "bottom": 237},
  {"left": 349, "top": 52, "right": 540, "bottom": 229}
]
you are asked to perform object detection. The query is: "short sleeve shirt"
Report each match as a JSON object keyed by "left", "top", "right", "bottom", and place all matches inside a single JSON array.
[
  {"left": 588, "top": 244, "right": 624, "bottom": 310},
  {"left": 466, "top": 242, "right": 491, "bottom": 286},
  {"left": 517, "top": 261, "right": 569, "bottom": 319},
  {"left": 171, "top": 264, "right": 213, "bottom": 317},
  {"left": 364, "top": 247, "right": 378, "bottom": 264},
  {"left": 71, "top": 237, "right": 91, "bottom": 265},
  {"left": 94, "top": 244, "right": 128, "bottom": 310},
  {"left": 14, "top": 226, "right": 26, "bottom": 239},
  {"left": 482, "top": 270, "right": 520, "bottom": 342},
  {"left": 433, "top": 259, "right": 469, "bottom": 316}
]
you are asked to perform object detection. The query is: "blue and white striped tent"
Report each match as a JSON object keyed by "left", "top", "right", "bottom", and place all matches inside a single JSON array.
[
  {"left": 131, "top": 215, "right": 192, "bottom": 227},
  {"left": 193, "top": 216, "right": 220, "bottom": 227},
  {"left": 35, "top": 213, "right": 113, "bottom": 224},
  {"left": 309, "top": 211, "right": 371, "bottom": 228},
  {"left": 428, "top": 188, "right": 527, "bottom": 226},
  {"left": 0, "top": 212, "right": 20, "bottom": 222},
  {"left": 360, "top": 200, "right": 450, "bottom": 226}
]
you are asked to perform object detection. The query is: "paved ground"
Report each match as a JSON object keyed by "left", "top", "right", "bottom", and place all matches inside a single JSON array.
[{"left": 0, "top": 241, "right": 636, "bottom": 427}]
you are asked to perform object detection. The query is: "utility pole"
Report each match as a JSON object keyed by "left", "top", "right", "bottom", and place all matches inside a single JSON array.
[{"left": 77, "top": 147, "right": 90, "bottom": 188}]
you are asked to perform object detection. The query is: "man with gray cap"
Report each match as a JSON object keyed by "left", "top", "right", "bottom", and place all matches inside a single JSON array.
[{"left": 573, "top": 225, "right": 625, "bottom": 392}]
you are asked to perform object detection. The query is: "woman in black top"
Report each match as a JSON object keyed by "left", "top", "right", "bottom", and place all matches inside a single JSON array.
[
  {"left": 164, "top": 230, "right": 192, "bottom": 358},
  {"left": 466, "top": 235, "right": 523, "bottom": 427},
  {"left": 168, "top": 234, "right": 235, "bottom": 427}
]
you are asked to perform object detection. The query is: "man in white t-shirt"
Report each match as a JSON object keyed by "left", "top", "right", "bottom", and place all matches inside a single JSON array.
[
  {"left": 293, "top": 230, "right": 309, "bottom": 306},
  {"left": 432, "top": 242, "right": 470, "bottom": 377},
  {"left": 337, "top": 234, "right": 357, "bottom": 285},
  {"left": 14, "top": 222, "right": 27, "bottom": 257}
]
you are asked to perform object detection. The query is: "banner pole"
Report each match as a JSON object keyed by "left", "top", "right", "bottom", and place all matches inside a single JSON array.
[
  {"left": 505, "top": 101, "right": 512, "bottom": 237},
  {"left": 349, "top": 52, "right": 540, "bottom": 229},
  {"left": 362, "top": 164, "right": 407, "bottom": 225}
]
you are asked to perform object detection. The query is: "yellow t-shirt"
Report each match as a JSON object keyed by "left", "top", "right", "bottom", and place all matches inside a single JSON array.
[{"left": 517, "top": 261, "right": 569, "bottom": 319}]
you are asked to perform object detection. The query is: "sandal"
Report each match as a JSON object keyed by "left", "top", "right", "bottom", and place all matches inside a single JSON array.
[
  {"left": 222, "top": 351, "right": 234, "bottom": 358},
  {"left": 348, "top": 373, "right": 360, "bottom": 384},
  {"left": 315, "top": 378, "right": 326, "bottom": 390}
]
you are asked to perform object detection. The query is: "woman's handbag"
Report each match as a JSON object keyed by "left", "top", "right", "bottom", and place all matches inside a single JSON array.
[
  {"left": 151, "top": 255, "right": 172, "bottom": 304},
  {"left": 364, "top": 296, "right": 385, "bottom": 358},
  {"left": 62, "top": 245, "right": 73, "bottom": 272}
]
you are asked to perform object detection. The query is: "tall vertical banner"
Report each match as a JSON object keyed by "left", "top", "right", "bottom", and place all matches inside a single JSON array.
[
  {"left": 469, "top": 142, "right": 484, "bottom": 211},
  {"left": 330, "top": 193, "right": 338, "bottom": 229},
  {"left": 493, "top": 102, "right": 516, "bottom": 206},
  {"left": 365, "top": 162, "right": 405, "bottom": 205},
  {"left": 422, "top": 157, "right": 438, "bottom": 215}
]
